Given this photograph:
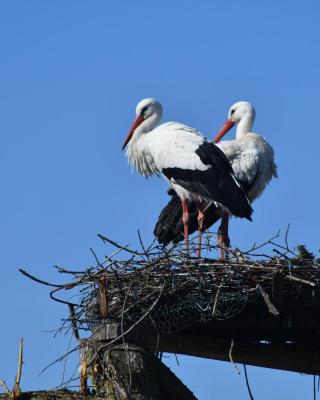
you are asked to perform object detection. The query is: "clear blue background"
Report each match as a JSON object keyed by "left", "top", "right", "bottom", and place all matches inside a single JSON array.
[{"left": 0, "top": 1, "right": 319, "bottom": 398}]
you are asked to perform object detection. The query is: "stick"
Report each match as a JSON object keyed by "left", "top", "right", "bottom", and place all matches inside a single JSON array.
[
  {"left": 284, "top": 224, "right": 291, "bottom": 251},
  {"left": 79, "top": 360, "right": 88, "bottom": 395},
  {"left": 243, "top": 364, "right": 254, "bottom": 400},
  {"left": 97, "top": 233, "right": 144, "bottom": 256},
  {"left": 228, "top": 337, "right": 240, "bottom": 374},
  {"left": 90, "top": 247, "right": 102, "bottom": 267},
  {"left": 212, "top": 282, "right": 222, "bottom": 316},
  {"left": 50, "top": 287, "right": 78, "bottom": 306},
  {"left": 12, "top": 338, "right": 23, "bottom": 398},
  {"left": 68, "top": 304, "right": 80, "bottom": 340},
  {"left": 137, "top": 229, "right": 147, "bottom": 255},
  {"left": 258, "top": 285, "right": 279, "bottom": 316},
  {"left": 285, "top": 275, "right": 316, "bottom": 287},
  {"left": 19, "top": 269, "right": 64, "bottom": 287},
  {"left": 0, "top": 379, "right": 11, "bottom": 396},
  {"left": 98, "top": 277, "right": 108, "bottom": 318}
]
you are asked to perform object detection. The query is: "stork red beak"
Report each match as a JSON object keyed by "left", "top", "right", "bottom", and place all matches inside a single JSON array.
[
  {"left": 214, "top": 119, "right": 235, "bottom": 144},
  {"left": 122, "top": 115, "right": 144, "bottom": 150}
]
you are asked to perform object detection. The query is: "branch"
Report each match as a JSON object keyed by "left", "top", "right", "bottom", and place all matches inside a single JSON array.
[{"left": 12, "top": 338, "right": 23, "bottom": 399}]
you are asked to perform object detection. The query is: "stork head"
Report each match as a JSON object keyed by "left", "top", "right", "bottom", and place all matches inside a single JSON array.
[
  {"left": 214, "top": 101, "right": 255, "bottom": 143},
  {"left": 227, "top": 101, "right": 255, "bottom": 124},
  {"left": 122, "top": 98, "right": 163, "bottom": 150}
]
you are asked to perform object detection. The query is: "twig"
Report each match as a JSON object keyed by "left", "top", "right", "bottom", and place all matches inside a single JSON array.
[
  {"left": 212, "top": 281, "right": 223, "bottom": 316},
  {"left": 243, "top": 231, "right": 280, "bottom": 255},
  {"left": 53, "top": 265, "right": 85, "bottom": 274},
  {"left": 284, "top": 224, "right": 291, "bottom": 251},
  {"left": 19, "top": 269, "right": 64, "bottom": 287},
  {"left": 174, "top": 353, "right": 180, "bottom": 366},
  {"left": 0, "top": 379, "right": 11, "bottom": 396},
  {"left": 98, "top": 233, "right": 144, "bottom": 256},
  {"left": 61, "top": 334, "right": 73, "bottom": 388},
  {"left": 68, "top": 304, "right": 80, "bottom": 340},
  {"left": 11, "top": 338, "right": 23, "bottom": 399},
  {"left": 90, "top": 247, "right": 102, "bottom": 268},
  {"left": 285, "top": 275, "right": 316, "bottom": 287},
  {"left": 273, "top": 248, "right": 290, "bottom": 260},
  {"left": 243, "top": 364, "right": 254, "bottom": 400},
  {"left": 228, "top": 337, "right": 240, "bottom": 374},
  {"left": 258, "top": 285, "right": 279, "bottom": 316},
  {"left": 50, "top": 287, "right": 78, "bottom": 306},
  {"left": 102, "top": 247, "right": 129, "bottom": 265},
  {"left": 144, "top": 236, "right": 159, "bottom": 255},
  {"left": 137, "top": 229, "right": 147, "bottom": 255},
  {"left": 38, "top": 344, "right": 81, "bottom": 376},
  {"left": 271, "top": 242, "right": 295, "bottom": 256}
]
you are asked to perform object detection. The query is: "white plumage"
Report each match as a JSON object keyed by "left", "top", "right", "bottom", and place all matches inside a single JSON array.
[
  {"left": 153, "top": 101, "right": 277, "bottom": 257},
  {"left": 215, "top": 101, "right": 277, "bottom": 203},
  {"left": 127, "top": 122, "right": 210, "bottom": 179},
  {"left": 122, "top": 98, "right": 253, "bottom": 255}
]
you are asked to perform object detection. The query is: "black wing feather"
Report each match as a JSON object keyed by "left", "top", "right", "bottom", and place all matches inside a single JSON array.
[
  {"left": 154, "top": 148, "right": 260, "bottom": 246},
  {"left": 162, "top": 142, "right": 252, "bottom": 220}
]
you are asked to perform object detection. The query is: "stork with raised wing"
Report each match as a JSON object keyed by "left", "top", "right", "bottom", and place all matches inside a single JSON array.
[
  {"left": 154, "top": 101, "right": 277, "bottom": 257},
  {"left": 122, "top": 98, "right": 253, "bottom": 255}
]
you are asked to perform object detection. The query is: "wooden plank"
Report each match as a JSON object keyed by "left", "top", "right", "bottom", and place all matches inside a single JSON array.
[
  {"left": 91, "top": 323, "right": 320, "bottom": 375},
  {"left": 98, "top": 277, "right": 108, "bottom": 318}
]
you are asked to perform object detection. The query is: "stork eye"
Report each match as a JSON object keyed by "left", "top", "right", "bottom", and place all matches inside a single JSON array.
[
  {"left": 230, "top": 109, "right": 236, "bottom": 115},
  {"left": 141, "top": 106, "right": 148, "bottom": 117}
]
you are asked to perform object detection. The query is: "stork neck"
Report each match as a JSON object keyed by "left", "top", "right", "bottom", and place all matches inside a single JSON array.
[
  {"left": 134, "top": 111, "right": 161, "bottom": 140},
  {"left": 126, "top": 111, "right": 161, "bottom": 178},
  {"left": 236, "top": 112, "right": 255, "bottom": 139},
  {"left": 126, "top": 111, "right": 161, "bottom": 165}
]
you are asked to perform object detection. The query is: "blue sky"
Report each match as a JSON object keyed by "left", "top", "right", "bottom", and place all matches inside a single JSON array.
[{"left": 0, "top": 1, "right": 319, "bottom": 398}]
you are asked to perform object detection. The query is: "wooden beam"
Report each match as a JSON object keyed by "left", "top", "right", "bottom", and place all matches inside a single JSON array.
[
  {"left": 92, "top": 323, "right": 320, "bottom": 375},
  {"left": 98, "top": 277, "right": 108, "bottom": 318}
]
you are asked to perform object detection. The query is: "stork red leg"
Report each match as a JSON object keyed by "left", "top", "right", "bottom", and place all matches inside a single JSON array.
[
  {"left": 197, "top": 203, "right": 205, "bottom": 257},
  {"left": 181, "top": 198, "right": 190, "bottom": 255},
  {"left": 217, "top": 211, "right": 230, "bottom": 259}
]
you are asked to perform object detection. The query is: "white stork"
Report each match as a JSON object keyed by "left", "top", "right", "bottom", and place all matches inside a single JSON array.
[
  {"left": 122, "top": 98, "right": 253, "bottom": 255},
  {"left": 154, "top": 101, "right": 277, "bottom": 257}
]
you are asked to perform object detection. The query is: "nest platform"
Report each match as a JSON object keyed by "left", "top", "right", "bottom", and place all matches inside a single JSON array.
[{"left": 21, "top": 233, "right": 320, "bottom": 375}]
